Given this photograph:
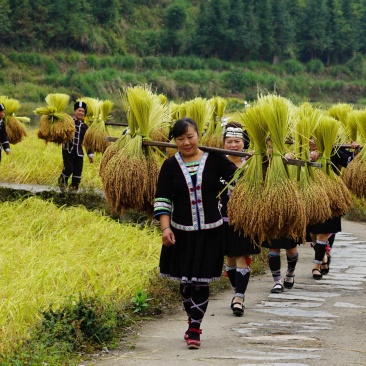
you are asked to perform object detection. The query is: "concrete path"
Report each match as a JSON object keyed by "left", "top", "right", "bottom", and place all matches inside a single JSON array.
[{"left": 88, "top": 219, "right": 366, "bottom": 366}]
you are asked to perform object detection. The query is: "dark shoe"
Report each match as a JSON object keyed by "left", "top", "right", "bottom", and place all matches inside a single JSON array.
[
  {"left": 232, "top": 302, "right": 244, "bottom": 317},
  {"left": 270, "top": 283, "right": 284, "bottom": 293},
  {"left": 186, "top": 328, "right": 202, "bottom": 349},
  {"left": 284, "top": 274, "right": 295, "bottom": 289},
  {"left": 312, "top": 268, "right": 322, "bottom": 280},
  {"left": 321, "top": 253, "right": 331, "bottom": 275}
]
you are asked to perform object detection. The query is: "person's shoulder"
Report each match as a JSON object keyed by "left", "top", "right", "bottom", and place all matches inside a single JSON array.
[{"left": 162, "top": 155, "right": 178, "bottom": 167}]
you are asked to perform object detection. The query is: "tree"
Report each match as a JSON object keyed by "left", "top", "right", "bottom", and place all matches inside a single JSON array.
[
  {"left": 162, "top": 2, "right": 187, "bottom": 56},
  {"left": 194, "top": 0, "right": 231, "bottom": 58},
  {"left": 0, "top": 0, "right": 12, "bottom": 45},
  {"left": 298, "top": 0, "right": 331, "bottom": 62},
  {"left": 272, "top": 0, "right": 295, "bottom": 61},
  {"left": 255, "top": 0, "right": 275, "bottom": 62},
  {"left": 9, "top": 0, "right": 35, "bottom": 49}
]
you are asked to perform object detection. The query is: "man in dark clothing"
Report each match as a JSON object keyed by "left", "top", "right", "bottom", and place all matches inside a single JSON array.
[
  {"left": 0, "top": 103, "right": 10, "bottom": 162},
  {"left": 58, "top": 101, "right": 94, "bottom": 192}
]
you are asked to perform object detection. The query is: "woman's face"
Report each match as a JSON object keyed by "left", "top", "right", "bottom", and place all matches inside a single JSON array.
[
  {"left": 74, "top": 107, "right": 86, "bottom": 120},
  {"left": 175, "top": 125, "right": 199, "bottom": 158},
  {"left": 224, "top": 137, "right": 244, "bottom": 152},
  {"left": 0, "top": 110, "right": 5, "bottom": 119}
]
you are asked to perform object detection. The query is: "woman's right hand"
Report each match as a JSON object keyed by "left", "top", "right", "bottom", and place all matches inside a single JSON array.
[{"left": 162, "top": 228, "right": 176, "bottom": 246}]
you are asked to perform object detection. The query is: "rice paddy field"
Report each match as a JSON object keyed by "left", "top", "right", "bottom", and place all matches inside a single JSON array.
[
  {"left": 0, "top": 197, "right": 161, "bottom": 355},
  {"left": 0, "top": 128, "right": 122, "bottom": 190}
]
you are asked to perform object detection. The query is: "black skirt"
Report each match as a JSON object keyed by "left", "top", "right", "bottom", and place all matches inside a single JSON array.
[
  {"left": 159, "top": 226, "right": 225, "bottom": 283},
  {"left": 308, "top": 216, "right": 342, "bottom": 235},
  {"left": 261, "top": 236, "right": 301, "bottom": 250},
  {"left": 224, "top": 222, "right": 261, "bottom": 257}
]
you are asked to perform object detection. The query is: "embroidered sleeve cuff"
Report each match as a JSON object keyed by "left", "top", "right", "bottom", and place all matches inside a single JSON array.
[{"left": 154, "top": 198, "right": 172, "bottom": 217}]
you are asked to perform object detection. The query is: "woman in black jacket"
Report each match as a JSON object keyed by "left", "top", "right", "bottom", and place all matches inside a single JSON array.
[{"left": 154, "top": 117, "right": 236, "bottom": 349}]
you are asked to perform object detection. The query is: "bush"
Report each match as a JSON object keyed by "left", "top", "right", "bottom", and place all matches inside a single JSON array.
[
  {"left": 281, "top": 59, "right": 305, "bottom": 75},
  {"left": 222, "top": 68, "right": 259, "bottom": 93},
  {"left": 346, "top": 53, "right": 365, "bottom": 78},
  {"left": 85, "top": 55, "right": 100, "bottom": 68},
  {"left": 205, "top": 57, "right": 225, "bottom": 70},
  {"left": 142, "top": 56, "right": 161, "bottom": 70},
  {"left": 8, "top": 52, "right": 45, "bottom": 66},
  {"left": 39, "top": 294, "right": 119, "bottom": 351},
  {"left": 306, "top": 59, "right": 325, "bottom": 74},
  {"left": 0, "top": 54, "right": 4, "bottom": 67},
  {"left": 44, "top": 60, "right": 58, "bottom": 75},
  {"left": 67, "top": 52, "right": 81, "bottom": 64}
]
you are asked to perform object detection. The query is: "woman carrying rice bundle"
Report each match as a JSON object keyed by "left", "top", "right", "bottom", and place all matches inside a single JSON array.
[
  {"left": 0, "top": 103, "right": 10, "bottom": 162},
  {"left": 58, "top": 101, "right": 94, "bottom": 192},
  {"left": 154, "top": 117, "right": 237, "bottom": 349},
  {"left": 220, "top": 121, "right": 260, "bottom": 316},
  {"left": 308, "top": 117, "right": 352, "bottom": 280}
]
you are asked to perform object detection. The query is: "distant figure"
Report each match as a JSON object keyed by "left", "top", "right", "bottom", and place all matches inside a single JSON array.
[
  {"left": 0, "top": 103, "right": 10, "bottom": 162},
  {"left": 58, "top": 101, "right": 94, "bottom": 192}
]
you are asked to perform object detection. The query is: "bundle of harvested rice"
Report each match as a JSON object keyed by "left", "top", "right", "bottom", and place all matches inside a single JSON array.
[
  {"left": 0, "top": 97, "right": 28, "bottom": 144},
  {"left": 148, "top": 94, "right": 171, "bottom": 143},
  {"left": 102, "top": 85, "right": 167, "bottom": 215},
  {"left": 83, "top": 99, "right": 112, "bottom": 153},
  {"left": 312, "top": 116, "right": 352, "bottom": 216},
  {"left": 258, "top": 95, "right": 305, "bottom": 242},
  {"left": 227, "top": 103, "right": 268, "bottom": 244},
  {"left": 294, "top": 104, "right": 332, "bottom": 225},
  {"left": 201, "top": 96, "right": 228, "bottom": 148},
  {"left": 328, "top": 102, "right": 353, "bottom": 143},
  {"left": 35, "top": 93, "right": 75, "bottom": 144},
  {"left": 342, "top": 110, "right": 366, "bottom": 198}
]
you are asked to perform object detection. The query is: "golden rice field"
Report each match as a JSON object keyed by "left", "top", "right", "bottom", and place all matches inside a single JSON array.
[
  {"left": 0, "top": 128, "right": 122, "bottom": 190},
  {"left": 0, "top": 197, "right": 161, "bottom": 353}
]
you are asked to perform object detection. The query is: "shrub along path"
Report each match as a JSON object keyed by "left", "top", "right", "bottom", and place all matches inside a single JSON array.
[{"left": 88, "top": 219, "right": 366, "bottom": 366}]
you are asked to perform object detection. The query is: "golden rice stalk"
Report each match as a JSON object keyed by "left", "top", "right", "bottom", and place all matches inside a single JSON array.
[
  {"left": 293, "top": 107, "right": 332, "bottom": 225},
  {"left": 342, "top": 154, "right": 366, "bottom": 198},
  {"left": 227, "top": 104, "right": 268, "bottom": 243},
  {"left": 83, "top": 100, "right": 112, "bottom": 153},
  {"left": 5, "top": 116, "right": 27, "bottom": 144},
  {"left": 102, "top": 136, "right": 160, "bottom": 215},
  {"left": 261, "top": 158, "right": 306, "bottom": 242},
  {"left": 342, "top": 113, "right": 366, "bottom": 198},
  {"left": 312, "top": 115, "right": 352, "bottom": 215},
  {"left": 2, "top": 98, "right": 28, "bottom": 144},
  {"left": 256, "top": 95, "right": 306, "bottom": 241},
  {"left": 148, "top": 95, "right": 171, "bottom": 142},
  {"left": 37, "top": 114, "right": 75, "bottom": 144},
  {"left": 99, "top": 134, "right": 131, "bottom": 178},
  {"left": 35, "top": 93, "right": 75, "bottom": 144},
  {"left": 185, "top": 97, "right": 213, "bottom": 137},
  {"left": 313, "top": 168, "right": 352, "bottom": 216},
  {"left": 328, "top": 103, "right": 353, "bottom": 126},
  {"left": 345, "top": 110, "right": 361, "bottom": 142}
]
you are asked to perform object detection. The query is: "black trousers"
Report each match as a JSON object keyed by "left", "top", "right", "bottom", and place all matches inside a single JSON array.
[{"left": 59, "top": 149, "right": 84, "bottom": 189}]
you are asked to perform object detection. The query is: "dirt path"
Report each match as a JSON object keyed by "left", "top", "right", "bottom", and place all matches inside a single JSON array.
[{"left": 86, "top": 219, "right": 366, "bottom": 366}]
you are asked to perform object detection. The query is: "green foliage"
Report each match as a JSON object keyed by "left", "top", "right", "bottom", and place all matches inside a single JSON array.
[
  {"left": 131, "top": 289, "right": 152, "bottom": 313},
  {"left": 281, "top": 59, "right": 305, "bottom": 75},
  {"left": 306, "top": 59, "right": 325, "bottom": 74},
  {"left": 346, "top": 53, "right": 365, "bottom": 78},
  {"left": 345, "top": 196, "right": 366, "bottom": 222},
  {"left": 39, "top": 294, "right": 119, "bottom": 350}
]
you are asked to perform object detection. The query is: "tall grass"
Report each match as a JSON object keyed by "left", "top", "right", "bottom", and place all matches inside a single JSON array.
[{"left": 0, "top": 197, "right": 162, "bottom": 354}]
